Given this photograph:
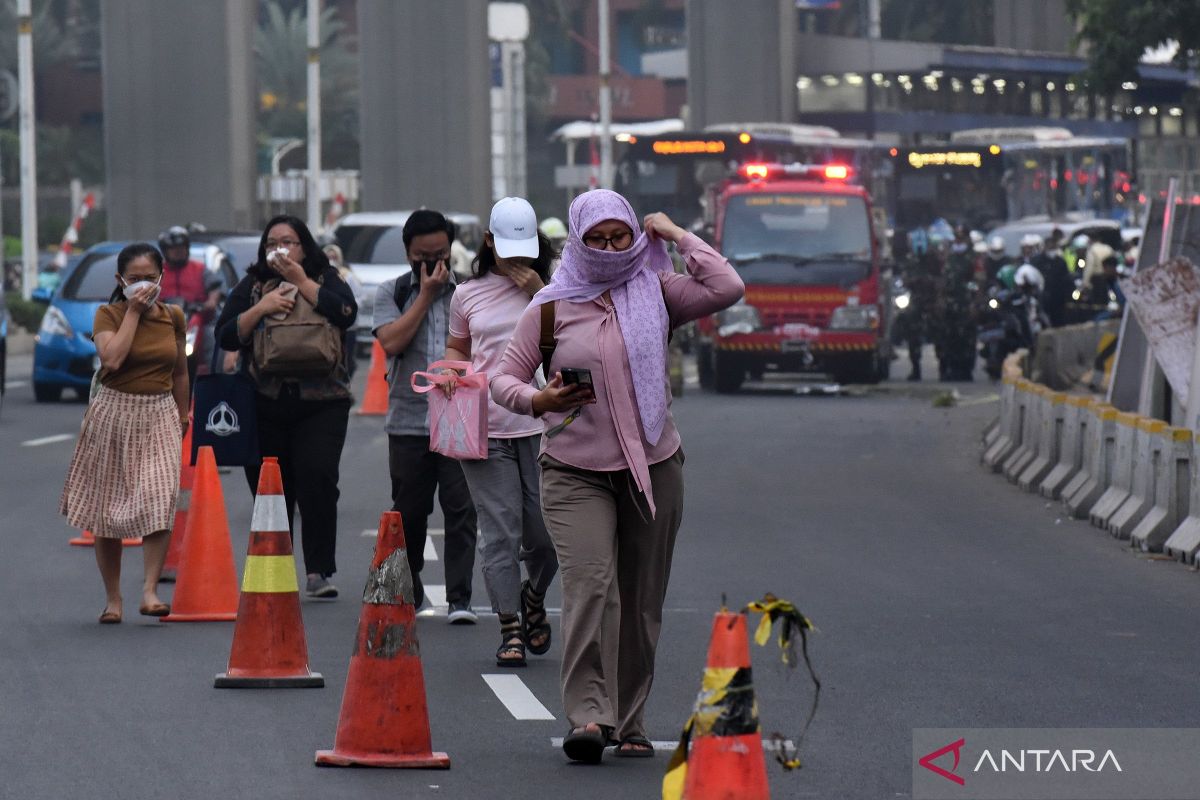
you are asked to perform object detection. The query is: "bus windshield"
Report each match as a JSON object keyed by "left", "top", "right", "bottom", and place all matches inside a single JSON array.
[{"left": 722, "top": 193, "right": 872, "bottom": 286}]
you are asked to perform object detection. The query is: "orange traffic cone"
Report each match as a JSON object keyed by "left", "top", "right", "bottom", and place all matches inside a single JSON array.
[
  {"left": 315, "top": 511, "right": 449, "bottom": 768},
  {"left": 357, "top": 339, "right": 389, "bottom": 416},
  {"left": 215, "top": 457, "right": 323, "bottom": 688},
  {"left": 663, "top": 611, "right": 770, "bottom": 800},
  {"left": 160, "top": 404, "right": 196, "bottom": 582},
  {"left": 69, "top": 530, "right": 142, "bottom": 547},
  {"left": 160, "top": 446, "right": 239, "bottom": 622}
]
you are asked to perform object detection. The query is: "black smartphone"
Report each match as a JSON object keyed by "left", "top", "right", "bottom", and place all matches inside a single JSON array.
[{"left": 560, "top": 367, "right": 593, "bottom": 388}]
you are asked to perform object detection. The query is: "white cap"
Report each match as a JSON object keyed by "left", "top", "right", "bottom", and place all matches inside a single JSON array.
[{"left": 489, "top": 197, "right": 540, "bottom": 259}]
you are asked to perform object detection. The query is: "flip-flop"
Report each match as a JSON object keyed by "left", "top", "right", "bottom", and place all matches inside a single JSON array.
[
  {"left": 98, "top": 610, "right": 121, "bottom": 625},
  {"left": 563, "top": 726, "right": 607, "bottom": 764},
  {"left": 614, "top": 735, "right": 656, "bottom": 758},
  {"left": 139, "top": 603, "right": 170, "bottom": 618}
]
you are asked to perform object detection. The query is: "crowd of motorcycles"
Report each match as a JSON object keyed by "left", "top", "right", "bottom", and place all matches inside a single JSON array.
[{"left": 889, "top": 221, "right": 1129, "bottom": 382}]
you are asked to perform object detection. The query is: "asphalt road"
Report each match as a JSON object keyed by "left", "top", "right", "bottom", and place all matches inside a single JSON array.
[{"left": 4, "top": 352, "right": 1200, "bottom": 800}]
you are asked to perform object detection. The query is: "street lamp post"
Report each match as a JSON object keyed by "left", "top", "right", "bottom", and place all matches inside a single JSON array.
[
  {"left": 17, "top": 0, "right": 38, "bottom": 300},
  {"left": 306, "top": 0, "right": 322, "bottom": 231},
  {"left": 598, "top": 0, "right": 612, "bottom": 189}
]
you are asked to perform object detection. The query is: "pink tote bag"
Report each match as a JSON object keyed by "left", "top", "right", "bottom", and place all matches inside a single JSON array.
[{"left": 411, "top": 359, "right": 489, "bottom": 460}]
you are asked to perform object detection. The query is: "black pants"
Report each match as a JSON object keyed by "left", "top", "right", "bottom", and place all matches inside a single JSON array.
[
  {"left": 243, "top": 388, "right": 351, "bottom": 577},
  {"left": 388, "top": 434, "right": 477, "bottom": 607}
]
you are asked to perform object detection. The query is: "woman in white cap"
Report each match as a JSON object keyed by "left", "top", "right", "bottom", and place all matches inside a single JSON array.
[{"left": 443, "top": 197, "right": 559, "bottom": 667}]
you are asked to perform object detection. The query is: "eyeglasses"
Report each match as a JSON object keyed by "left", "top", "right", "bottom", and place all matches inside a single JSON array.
[
  {"left": 582, "top": 231, "right": 633, "bottom": 251},
  {"left": 410, "top": 251, "right": 450, "bottom": 262},
  {"left": 265, "top": 239, "right": 301, "bottom": 249}
]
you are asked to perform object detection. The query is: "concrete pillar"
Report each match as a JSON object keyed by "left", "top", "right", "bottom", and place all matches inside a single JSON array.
[
  {"left": 358, "top": 0, "right": 492, "bottom": 219},
  {"left": 686, "top": 0, "right": 795, "bottom": 128},
  {"left": 102, "top": 0, "right": 256, "bottom": 239}
]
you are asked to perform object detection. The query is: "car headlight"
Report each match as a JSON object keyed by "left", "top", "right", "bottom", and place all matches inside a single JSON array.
[
  {"left": 38, "top": 306, "right": 73, "bottom": 339},
  {"left": 185, "top": 327, "right": 197, "bottom": 357},
  {"left": 716, "top": 302, "right": 761, "bottom": 338},
  {"left": 894, "top": 292, "right": 910, "bottom": 310},
  {"left": 829, "top": 304, "right": 879, "bottom": 331}
]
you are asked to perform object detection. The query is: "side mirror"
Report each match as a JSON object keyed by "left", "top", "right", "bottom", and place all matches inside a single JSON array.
[{"left": 30, "top": 287, "right": 52, "bottom": 304}]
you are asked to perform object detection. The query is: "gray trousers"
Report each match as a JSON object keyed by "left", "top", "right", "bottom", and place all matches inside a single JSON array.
[
  {"left": 459, "top": 436, "right": 558, "bottom": 615},
  {"left": 538, "top": 449, "right": 685, "bottom": 741}
]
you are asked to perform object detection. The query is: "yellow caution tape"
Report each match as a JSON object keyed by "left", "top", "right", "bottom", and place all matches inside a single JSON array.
[{"left": 241, "top": 555, "right": 299, "bottom": 593}]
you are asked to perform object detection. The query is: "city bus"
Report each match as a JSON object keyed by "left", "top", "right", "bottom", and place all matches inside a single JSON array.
[
  {"left": 890, "top": 127, "right": 1133, "bottom": 231},
  {"left": 613, "top": 123, "right": 890, "bottom": 229}
]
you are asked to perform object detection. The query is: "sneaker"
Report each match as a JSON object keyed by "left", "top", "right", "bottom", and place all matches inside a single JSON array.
[
  {"left": 447, "top": 601, "right": 478, "bottom": 624},
  {"left": 306, "top": 574, "right": 338, "bottom": 599}
]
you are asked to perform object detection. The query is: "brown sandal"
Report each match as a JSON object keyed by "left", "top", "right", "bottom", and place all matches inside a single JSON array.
[
  {"left": 98, "top": 610, "right": 122, "bottom": 624},
  {"left": 139, "top": 603, "right": 170, "bottom": 617}
]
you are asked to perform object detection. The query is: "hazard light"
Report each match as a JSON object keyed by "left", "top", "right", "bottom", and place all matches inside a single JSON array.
[
  {"left": 742, "top": 163, "right": 771, "bottom": 180},
  {"left": 823, "top": 164, "right": 850, "bottom": 180}
]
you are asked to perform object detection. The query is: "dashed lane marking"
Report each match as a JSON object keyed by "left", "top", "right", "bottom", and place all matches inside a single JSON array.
[
  {"left": 424, "top": 537, "right": 438, "bottom": 562},
  {"left": 548, "top": 737, "right": 796, "bottom": 751},
  {"left": 6, "top": 380, "right": 27, "bottom": 388},
  {"left": 361, "top": 527, "right": 446, "bottom": 537},
  {"left": 22, "top": 433, "right": 74, "bottom": 447},
  {"left": 484, "top": 674, "right": 556, "bottom": 720}
]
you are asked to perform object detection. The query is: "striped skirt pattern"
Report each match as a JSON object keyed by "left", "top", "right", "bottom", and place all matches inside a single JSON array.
[{"left": 59, "top": 385, "right": 181, "bottom": 539}]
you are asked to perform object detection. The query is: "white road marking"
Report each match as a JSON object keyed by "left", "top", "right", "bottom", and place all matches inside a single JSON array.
[
  {"left": 362, "top": 526, "right": 445, "bottom": 537},
  {"left": 548, "top": 737, "right": 795, "bottom": 752},
  {"left": 424, "top": 537, "right": 438, "bottom": 562},
  {"left": 21, "top": 433, "right": 73, "bottom": 447},
  {"left": 424, "top": 584, "right": 447, "bottom": 607},
  {"left": 6, "top": 380, "right": 27, "bottom": 388},
  {"left": 484, "top": 674, "right": 556, "bottom": 720}
]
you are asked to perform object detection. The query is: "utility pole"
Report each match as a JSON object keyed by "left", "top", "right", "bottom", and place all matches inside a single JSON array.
[
  {"left": 597, "top": 0, "right": 612, "bottom": 189},
  {"left": 17, "top": 0, "right": 38, "bottom": 300},
  {"left": 306, "top": 0, "right": 322, "bottom": 231}
]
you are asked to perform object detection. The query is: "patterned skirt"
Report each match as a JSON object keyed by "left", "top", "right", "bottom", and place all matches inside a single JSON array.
[{"left": 59, "top": 386, "right": 181, "bottom": 539}]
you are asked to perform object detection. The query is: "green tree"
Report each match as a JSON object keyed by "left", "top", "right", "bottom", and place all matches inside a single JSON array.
[
  {"left": 1066, "top": 0, "right": 1200, "bottom": 96},
  {"left": 256, "top": 0, "right": 359, "bottom": 169}
]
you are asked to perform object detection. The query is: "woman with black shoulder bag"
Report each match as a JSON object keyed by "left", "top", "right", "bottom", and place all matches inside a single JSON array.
[{"left": 215, "top": 214, "right": 357, "bottom": 599}]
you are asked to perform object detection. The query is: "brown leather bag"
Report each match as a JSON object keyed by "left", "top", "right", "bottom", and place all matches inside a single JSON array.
[{"left": 252, "top": 278, "right": 342, "bottom": 377}]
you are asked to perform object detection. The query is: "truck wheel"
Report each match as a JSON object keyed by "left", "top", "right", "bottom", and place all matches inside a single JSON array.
[
  {"left": 34, "top": 382, "right": 63, "bottom": 403},
  {"left": 697, "top": 344, "right": 715, "bottom": 391},
  {"left": 713, "top": 352, "right": 744, "bottom": 394}
]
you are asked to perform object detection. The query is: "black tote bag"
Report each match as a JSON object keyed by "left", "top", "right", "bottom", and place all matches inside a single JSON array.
[{"left": 191, "top": 348, "right": 259, "bottom": 466}]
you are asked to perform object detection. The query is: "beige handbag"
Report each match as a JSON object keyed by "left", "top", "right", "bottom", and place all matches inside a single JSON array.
[{"left": 252, "top": 278, "right": 342, "bottom": 377}]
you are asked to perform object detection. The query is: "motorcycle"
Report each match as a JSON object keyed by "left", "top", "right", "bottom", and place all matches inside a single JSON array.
[{"left": 977, "top": 286, "right": 1044, "bottom": 380}]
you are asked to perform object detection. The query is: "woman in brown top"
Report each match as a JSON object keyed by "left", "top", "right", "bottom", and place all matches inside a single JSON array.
[{"left": 60, "top": 243, "right": 190, "bottom": 623}]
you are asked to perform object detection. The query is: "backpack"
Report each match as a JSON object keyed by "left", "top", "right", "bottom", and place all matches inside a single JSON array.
[{"left": 251, "top": 277, "right": 342, "bottom": 377}]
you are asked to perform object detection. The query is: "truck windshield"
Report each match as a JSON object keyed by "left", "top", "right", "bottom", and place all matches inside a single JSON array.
[{"left": 722, "top": 193, "right": 872, "bottom": 286}]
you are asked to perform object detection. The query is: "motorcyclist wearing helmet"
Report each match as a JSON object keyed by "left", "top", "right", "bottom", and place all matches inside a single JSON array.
[
  {"left": 984, "top": 235, "right": 1009, "bottom": 283},
  {"left": 539, "top": 216, "right": 567, "bottom": 250},
  {"left": 157, "top": 226, "right": 221, "bottom": 313}
]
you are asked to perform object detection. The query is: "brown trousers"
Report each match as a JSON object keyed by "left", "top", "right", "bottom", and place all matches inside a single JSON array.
[{"left": 538, "top": 449, "right": 685, "bottom": 740}]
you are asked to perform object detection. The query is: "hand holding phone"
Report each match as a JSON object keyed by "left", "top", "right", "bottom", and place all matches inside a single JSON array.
[{"left": 559, "top": 367, "right": 593, "bottom": 388}]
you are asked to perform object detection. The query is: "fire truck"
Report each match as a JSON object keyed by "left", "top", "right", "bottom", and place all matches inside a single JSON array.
[{"left": 695, "top": 162, "right": 890, "bottom": 392}]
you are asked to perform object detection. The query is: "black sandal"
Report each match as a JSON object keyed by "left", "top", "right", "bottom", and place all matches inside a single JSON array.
[
  {"left": 496, "top": 614, "right": 526, "bottom": 668},
  {"left": 563, "top": 725, "right": 608, "bottom": 764},
  {"left": 521, "top": 580, "right": 552, "bottom": 655},
  {"left": 614, "top": 735, "right": 655, "bottom": 758}
]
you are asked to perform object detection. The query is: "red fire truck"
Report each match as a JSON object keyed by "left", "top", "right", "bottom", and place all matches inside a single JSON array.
[{"left": 696, "top": 162, "right": 889, "bottom": 392}]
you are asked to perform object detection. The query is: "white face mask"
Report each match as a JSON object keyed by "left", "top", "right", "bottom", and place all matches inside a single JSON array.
[{"left": 122, "top": 277, "right": 161, "bottom": 304}]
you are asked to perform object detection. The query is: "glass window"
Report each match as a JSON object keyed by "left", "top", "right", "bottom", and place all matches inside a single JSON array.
[{"left": 63, "top": 253, "right": 121, "bottom": 301}]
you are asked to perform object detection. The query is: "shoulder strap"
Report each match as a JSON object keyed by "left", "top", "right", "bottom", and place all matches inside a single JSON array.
[
  {"left": 539, "top": 302, "right": 556, "bottom": 379},
  {"left": 393, "top": 277, "right": 413, "bottom": 313}
]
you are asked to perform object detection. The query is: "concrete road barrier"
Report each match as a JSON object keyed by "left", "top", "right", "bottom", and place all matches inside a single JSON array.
[
  {"left": 1163, "top": 433, "right": 1200, "bottom": 563},
  {"left": 1130, "top": 426, "right": 1192, "bottom": 552},
  {"left": 1087, "top": 412, "right": 1139, "bottom": 529},
  {"left": 1019, "top": 390, "right": 1068, "bottom": 491},
  {"left": 1065, "top": 404, "right": 1118, "bottom": 519},
  {"left": 983, "top": 377, "right": 1023, "bottom": 471},
  {"left": 1039, "top": 396, "right": 1093, "bottom": 500},
  {"left": 1108, "top": 418, "right": 1167, "bottom": 539},
  {"left": 1003, "top": 383, "right": 1042, "bottom": 482}
]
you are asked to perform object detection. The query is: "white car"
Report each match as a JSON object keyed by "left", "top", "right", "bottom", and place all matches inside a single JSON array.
[{"left": 330, "top": 210, "right": 481, "bottom": 352}]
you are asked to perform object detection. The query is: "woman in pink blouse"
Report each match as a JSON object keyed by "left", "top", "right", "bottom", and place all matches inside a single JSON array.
[
  {"left": 445, "top": 197, "right": 559, "bottom": 669},
  {"left": 491, "top": 189, "right": 744, "bottom": 763}
]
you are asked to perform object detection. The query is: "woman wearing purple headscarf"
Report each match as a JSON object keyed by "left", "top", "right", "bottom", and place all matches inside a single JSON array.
[{"left": 492, "top": 189, "right": 744, "bottom": 763}]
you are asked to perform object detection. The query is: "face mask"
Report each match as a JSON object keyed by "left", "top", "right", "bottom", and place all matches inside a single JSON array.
[{"left": 122, "top": 277, "right": 161, "bottom": 304}]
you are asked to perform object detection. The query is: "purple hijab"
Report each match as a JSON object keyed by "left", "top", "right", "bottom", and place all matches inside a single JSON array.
[{"left": 532, "top": 189, "right": 673, "bottom": 445}]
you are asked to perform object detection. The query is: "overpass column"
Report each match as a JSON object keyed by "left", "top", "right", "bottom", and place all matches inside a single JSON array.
[
  {"left": 358, "top": 0, "right": 492, "bottom": 219},
  {"left": 102, "top": 0, "right": 256, "bottom": 238}
]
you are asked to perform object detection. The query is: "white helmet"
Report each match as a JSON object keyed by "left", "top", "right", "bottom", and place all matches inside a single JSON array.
[
  {"left": 969, "top": 229, "right": 985, "bottom": 245},
  {"left": 1020, "top": 233, "right": 1043, "bottom": 250},
  {"left": 1071, "top": 233, "right": 1089, "bottom": 249},
  {"left": 1015, "top": 262, "right": 1044, "bottom": 290},
  {"left": 988, "top": 235, "right": 1005, "bottom": 254}
]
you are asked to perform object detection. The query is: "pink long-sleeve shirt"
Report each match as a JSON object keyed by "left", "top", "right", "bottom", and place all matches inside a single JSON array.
[{"left": 491, "top": 233, "right": 744, "bottom": 512}]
